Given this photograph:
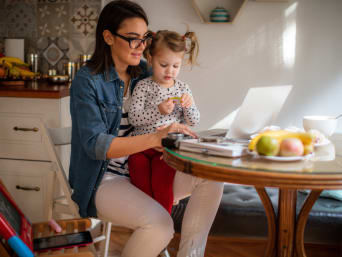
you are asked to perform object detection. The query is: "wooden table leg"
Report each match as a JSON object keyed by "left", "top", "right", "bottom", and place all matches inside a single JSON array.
[
  {"left": 255, "top": 187, "right": 277, "bottom": 257},
  {"left": 278, "top": 189, "right": 297, "bottom": 257},
  {"left": 295, "top": 190, "right": 322, "bottom": 257}
]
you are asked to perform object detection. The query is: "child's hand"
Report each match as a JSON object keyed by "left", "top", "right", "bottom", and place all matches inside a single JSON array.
[
  {"left": 158, "top": 98, "right": 175, "bottom": 115},
  {"left": 180, "top": 93, "right": 193, "bottom": 108}
]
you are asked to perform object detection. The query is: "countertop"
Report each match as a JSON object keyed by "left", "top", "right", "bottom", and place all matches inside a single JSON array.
[{"left": 0, "top": 80, "right": 70, "bottom": 99}]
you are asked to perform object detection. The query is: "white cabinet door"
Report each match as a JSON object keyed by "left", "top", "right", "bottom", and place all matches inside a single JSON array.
[
  {"left": 0, "top": 159, "right": 54, "bottom": 223},
  {"left": 0, "top": 96, "right": 71, "bottom": 161}
]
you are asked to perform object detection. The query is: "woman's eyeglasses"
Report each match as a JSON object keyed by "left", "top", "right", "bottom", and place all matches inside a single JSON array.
[{"left": 112, "top": 32, "right": 152, "bottom": 49}]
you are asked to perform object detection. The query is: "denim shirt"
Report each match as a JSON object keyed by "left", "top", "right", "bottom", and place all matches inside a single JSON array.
[{"left": 69, "top": 61, "right": 151, "bottom": 217}]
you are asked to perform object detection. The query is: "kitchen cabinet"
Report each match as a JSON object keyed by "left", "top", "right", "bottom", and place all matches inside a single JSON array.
[
  {"left": 0, "top": 159, "right": 54, "bottom": 222},
  {"left": 0, "top": 81, "right": 71, "bottom": 222}
]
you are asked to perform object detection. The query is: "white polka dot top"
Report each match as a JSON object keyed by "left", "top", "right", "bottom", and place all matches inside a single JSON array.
[{"left": 128, "top": 76, "right": 200, "bottom": 136}]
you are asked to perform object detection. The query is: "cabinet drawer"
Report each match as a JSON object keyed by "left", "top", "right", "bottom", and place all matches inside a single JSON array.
[
  {"left": 0, "top": 96, "right": 71, "bottom": 161},
  {"left": 0, "top": 159, "right": 54, "bottom": 223},
  {"left": 0, "top": 114, "right": 42, "bottom": 142},
  {"left": 0, "top": 114, "right": 49, "bottom": 160}
]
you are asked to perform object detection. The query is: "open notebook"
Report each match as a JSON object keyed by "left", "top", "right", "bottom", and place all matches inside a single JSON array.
[{"left": 179, "top": 85, "right": 293, "bottom": 157}]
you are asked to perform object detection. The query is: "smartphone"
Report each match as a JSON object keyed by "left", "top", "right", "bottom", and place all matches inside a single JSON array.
[{"left": 33, "top": 231, "right": 93, "bottom": 252}]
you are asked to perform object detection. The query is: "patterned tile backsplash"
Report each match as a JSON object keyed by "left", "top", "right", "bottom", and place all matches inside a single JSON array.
[{"left": 0, "top": 0, "right": 101, "bottom": 74}]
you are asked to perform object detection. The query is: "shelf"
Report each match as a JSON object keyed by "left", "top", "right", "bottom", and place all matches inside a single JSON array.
[
  {"left": 191, "top": 0, "right": 248, "bottom": 24},
  {"left": 255, "top": 0, "right": 288, "bottom": 2}
]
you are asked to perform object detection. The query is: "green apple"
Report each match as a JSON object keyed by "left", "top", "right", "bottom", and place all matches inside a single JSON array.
[{"left": 256, "top": 136, "right": 280, "bottom": 156}]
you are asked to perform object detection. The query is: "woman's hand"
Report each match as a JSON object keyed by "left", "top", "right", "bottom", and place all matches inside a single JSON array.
[
  {"left": 180, "top": 93, "right": 192, "bottom": 108},
  {"left": 158, "top": 98, "right": 175, "bottom": 115},
  {"left": 155, "top": 122, "right": 198, "bottom": 146}
]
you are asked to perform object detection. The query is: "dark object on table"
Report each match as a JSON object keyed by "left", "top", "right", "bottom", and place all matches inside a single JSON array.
[
  {"left": 162, "top": 133, "right": 192, "bottom": 149},
  {"left": 33, "top": 231, "right": 93, "bottom": 252}
]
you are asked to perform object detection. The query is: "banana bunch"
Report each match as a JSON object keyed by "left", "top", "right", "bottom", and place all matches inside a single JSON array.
[
  {"left": 0, "top": 57, "right": 36, "bottom": 79},
  {"left": 248, "top": 130, "right": 314, "bottom": 152}
]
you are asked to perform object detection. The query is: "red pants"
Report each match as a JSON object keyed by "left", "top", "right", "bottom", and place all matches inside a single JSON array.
[{"left": 128, "top": 148, "right": 176, "bottom": 214}]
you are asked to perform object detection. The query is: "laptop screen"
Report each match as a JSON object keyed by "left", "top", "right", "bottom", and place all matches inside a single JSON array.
[{"left": 226, "top": 85, "right": 292, "bottom": 139}]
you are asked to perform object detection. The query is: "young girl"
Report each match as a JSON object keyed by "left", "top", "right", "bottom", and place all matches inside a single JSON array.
[{"left": 128, "top": 29, "right": 200, "bottom": 214}]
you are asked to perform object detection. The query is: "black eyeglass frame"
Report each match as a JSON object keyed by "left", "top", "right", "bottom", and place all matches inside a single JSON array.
[{"left": 112, "top": 31, "right": 152, "bottom": 49}]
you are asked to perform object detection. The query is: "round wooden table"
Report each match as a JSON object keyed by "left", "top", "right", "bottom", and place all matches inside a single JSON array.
[{"left": 163, "top": 141, "right": 342, "bottom": 257}]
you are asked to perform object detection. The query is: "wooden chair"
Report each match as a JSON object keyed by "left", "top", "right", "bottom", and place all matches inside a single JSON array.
[
  {"left": 40, "top": 123, "right": 112, "bottom": 257},
  {"left": 41, "top": 122, "right": 171, "bottom": 257}
]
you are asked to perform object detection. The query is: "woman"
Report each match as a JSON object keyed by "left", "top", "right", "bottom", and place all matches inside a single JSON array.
[{"left": 69, "top": 1, "right": 224, "bottom": 256}]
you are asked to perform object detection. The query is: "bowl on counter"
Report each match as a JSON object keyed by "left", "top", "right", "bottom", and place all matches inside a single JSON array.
[{"left": 48, "top": 75, "right": 69, "bottom": 84}]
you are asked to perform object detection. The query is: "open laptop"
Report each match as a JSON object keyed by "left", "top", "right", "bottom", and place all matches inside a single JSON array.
[
  {"left": 225, "top": 85, "right": 293, "bottom": 139},
  {"left": 179, "top": 85, "right": 293, "bottom": 157}
]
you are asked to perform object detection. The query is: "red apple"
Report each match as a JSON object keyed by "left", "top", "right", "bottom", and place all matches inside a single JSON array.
[{"left": 279, "top": 138, "right": 304, "bottom": 156}]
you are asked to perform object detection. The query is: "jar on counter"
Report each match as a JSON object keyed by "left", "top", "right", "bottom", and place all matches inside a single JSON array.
[
  {"left": 79, "top": 54, "right": 91, "bottom": 66},
  {"left": 64, "top": 62, "right": 75, "bottom": 81}
]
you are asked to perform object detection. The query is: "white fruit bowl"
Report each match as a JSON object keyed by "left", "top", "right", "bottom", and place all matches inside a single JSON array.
[{"left": 303, "top": 115, "right": 337, "bottom": 137}]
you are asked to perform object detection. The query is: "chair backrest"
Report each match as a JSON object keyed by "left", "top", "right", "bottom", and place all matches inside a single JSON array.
[
  {"left": 47, "top": 126, "right": 72, "bottom": 146},
  {"left": 40, "top": 122, "right": 80, "bottom": 218},
  {"left": 40, "top": 122, "right": 113, "bottom": 257}
]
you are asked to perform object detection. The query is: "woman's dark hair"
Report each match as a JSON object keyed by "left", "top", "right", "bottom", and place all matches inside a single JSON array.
[{"left": 87, "top": 0, "right": 148, "bottom": 78}]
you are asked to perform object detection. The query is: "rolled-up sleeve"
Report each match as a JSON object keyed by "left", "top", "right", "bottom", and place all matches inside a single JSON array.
[
  {"left": 95, "top": 133, "right": 114, "bottom": 160},
  {"left": 70, "top": 74, "right": 116, "bottom": 160}
]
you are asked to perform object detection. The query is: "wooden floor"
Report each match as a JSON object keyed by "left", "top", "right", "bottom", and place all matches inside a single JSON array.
[{"left": 106, "top": 226, "right": 341, "bottom": 257}]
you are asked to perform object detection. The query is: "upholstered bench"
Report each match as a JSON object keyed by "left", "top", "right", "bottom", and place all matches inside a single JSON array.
[{"left": 171, "top": 183, "right": 342, "bottom": 256}]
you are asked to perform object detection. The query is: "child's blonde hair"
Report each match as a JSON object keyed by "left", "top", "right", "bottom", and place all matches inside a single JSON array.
[{"left": 144, "top": 29, "right": 199, "bottom": 66}]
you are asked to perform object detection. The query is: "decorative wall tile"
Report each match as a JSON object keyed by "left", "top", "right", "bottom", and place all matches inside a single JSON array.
[
  {"left": 0, "top": 0, "right": 5, "bottom": 45},
  {"left": 37, "top": 0, "right": 69, "bottom": 3},
  {"left": 1, "top": 0, "right": 100, "bottom": 71},
  {"left": 69, "top": 3, "right": 99, "bottom": 37},
  {"left": 68, "top": 36, "right": 95, "bottom": 61},
  {"left": 0, "top": 40, "right": 4, "bottom": 55},
  {"left": 37, "top": 2, "right": 70, "bottom": 37},
  {"left": 5, "top": 0, "right": 35, "bottom": 5},
  {"left": 37, "top": 37, "right": 69, "bottom": 74},
  {"left": 5, "top": 1, "right": 37, "bottom": 38},
  {"left": 0, "top": 23, "right": 6, "bottom": 38}
]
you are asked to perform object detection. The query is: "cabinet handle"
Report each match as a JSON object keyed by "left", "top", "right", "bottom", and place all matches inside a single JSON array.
[
  {"left": 16, "top": 185, "right": 40, "bottom": 191},
  {"left": 13, "top": 126, "right": 39, "bottom": 132}
]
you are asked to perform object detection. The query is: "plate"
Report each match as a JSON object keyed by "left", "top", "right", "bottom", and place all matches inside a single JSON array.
[{"left": 248, "top": 151, "right": 313, "bottom": 162}]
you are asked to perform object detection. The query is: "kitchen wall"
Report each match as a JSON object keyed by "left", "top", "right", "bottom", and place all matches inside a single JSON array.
[
  {"left": 131, "top": 0, "right": 342, "bottom": 132},
  {"left": 0, "top": 0, "right": 101, "bottom": 74},
  {"left": 1, "top": 0, "right": 341, "bottom": 132}
]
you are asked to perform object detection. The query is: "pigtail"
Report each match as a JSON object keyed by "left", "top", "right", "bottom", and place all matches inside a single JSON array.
[
  {"left": 184, "top": 31, "right": 199, "bottom": 66},
  {"left": 143, "top": 30, "right": 155, "bottom": 64},
  {"left": 145, "top": 29, "right": 199, "bottom": 68}
]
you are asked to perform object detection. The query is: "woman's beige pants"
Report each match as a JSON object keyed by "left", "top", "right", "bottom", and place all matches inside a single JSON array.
[{"left": 95, "top": 171, "right": 224, "bottom": 257}]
